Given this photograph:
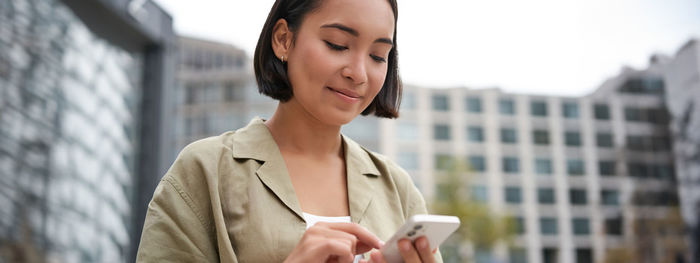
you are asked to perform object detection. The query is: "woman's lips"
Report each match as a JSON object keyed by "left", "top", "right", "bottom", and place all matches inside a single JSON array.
[{"left": 327, "top": 87, "right": 361, "bottom": 103}]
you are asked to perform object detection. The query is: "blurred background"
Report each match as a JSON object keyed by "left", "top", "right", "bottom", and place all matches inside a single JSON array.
[{"left": 1, "top": 0, "right": 699, "bottom": 262}]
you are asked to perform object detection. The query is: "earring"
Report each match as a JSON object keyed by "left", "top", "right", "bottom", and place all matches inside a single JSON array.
[{"left": 280, "top": 55, "right": 286, "bottom": 62}]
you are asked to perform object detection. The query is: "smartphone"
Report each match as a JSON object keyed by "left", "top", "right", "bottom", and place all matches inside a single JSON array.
[{"left": 380, "top": 214, "right": 460, "bottom": 263}]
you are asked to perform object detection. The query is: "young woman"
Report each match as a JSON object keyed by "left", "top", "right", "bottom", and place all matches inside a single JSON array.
[{"left": 136, "top": 0, "right": 441, "bottom": 262}]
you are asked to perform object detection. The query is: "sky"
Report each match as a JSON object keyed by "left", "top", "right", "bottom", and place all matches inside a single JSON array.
[{"left": 154, "top": 0, "right": 700, "bottom": 96}]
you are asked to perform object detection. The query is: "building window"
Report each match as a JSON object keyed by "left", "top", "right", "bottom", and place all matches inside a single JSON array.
[
  {"left": 471, "top": 185, "right": 488, "bottom": 203},
  {"left": 567, "top": 159, "right": 585, "bottom": 175},
  {"left": 501, "top": 128, "right": 517, "bottom": 143},
  {"left": 509, "top": 248, "right": 527, "bottom": 263},
  {"left": 500, "top": 99, "right": 516, "bottom": 115},
  {"left": 435, "top": 154, "right": 453, "bottom": 170},
  {"left": 624, "top": 107, "right": 643, "bottom": 122},
  {"left": 594, "top": 103, "right": 610, "bottom": 120},
  {"left": 601, "top": 190, "right": 620, "bottom": 205},
  {"left": 572, "top": 218, "right": 590, "bottom": 235},
  {"left": 535, "top": 158, "right": 553, "bottom": 175},
  {"left": 543, "top": 248, "right": 558, "bottom": 263},
  {"left": 596, "top": 133, "right": 613, "bottom": 148},
  {"left": 514, "top": 217, "right": 526, "bottom": 235},
  {"left": 505, "top": 187, "right": 522, "bottom": 204},
  {"left": 531, "top": 101, "right": 548, "bottom": 117},
  {"left": 538, "top": 188, "right": 555, "bottom": 204},
  {"left": 569, "top": 189, "right": 587, "bottom": 205},
  {"left": 562, "top": 102, "right": 579, "bottom": 118},
  {"left": 576, "top": 249, "right": 593, "bottom": 263},
  {"left": 433, "top": 124, "right": 450, "bottom": 140},
  {"left": 467, "top": 126, "right": 484, "bottom": 142},
  {"left": 599, "top": 161, "right": 616, "bottom": 176},
  {"left": 466, "top": 96, "right": 482, "bottom": 113},
  {"left": 605, "top": 217, "right": 623, "bottom": 235},
  {"left": 432, "top": 94, "right": 449, "bottom": 111},
  {"left": 503, "top": 157, "right": 520, "bottom": 173},
  {"left": 397, "top": 152, "right": 419, "bottom": 170},
  {"left": 540, "top": 218, "right": 558, "bottom": 235},
  {"left": 533, "top": 130, "right": 550, "bottom": 145},
  {"left": 565, "top": 131, "right": 582, "bottom": 147},
  {"left": 468, "top": 155, "right": 486, "bottom": 172}
]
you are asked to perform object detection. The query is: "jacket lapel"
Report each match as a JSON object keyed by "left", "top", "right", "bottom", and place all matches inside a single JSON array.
[
  {"left": 231, "top": 118, "right": 304, "bottom": 221},
  {"left": 343, "top": 135, "right": 381, "bottom": 224}
]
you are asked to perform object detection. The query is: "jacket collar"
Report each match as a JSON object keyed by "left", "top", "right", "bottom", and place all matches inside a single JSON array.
[{"left": 230, "top": 117, "right": 380, "bottom": 223}]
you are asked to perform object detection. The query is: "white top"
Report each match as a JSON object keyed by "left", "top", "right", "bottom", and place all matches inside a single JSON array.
[
  {"left": 303, "top": 212, "right": 352, "bottom": 229},
  {"left": 302, "top": 212, "right": 361, "bottom": 263}
]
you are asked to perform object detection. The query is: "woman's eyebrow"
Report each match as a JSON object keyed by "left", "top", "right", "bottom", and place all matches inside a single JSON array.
[{"left": 320, "top": 23, "right": 394, "bottom": 46}]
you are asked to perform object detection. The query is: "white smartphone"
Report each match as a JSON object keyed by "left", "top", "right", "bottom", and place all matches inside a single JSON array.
[{"left": 380, "top": 214, "right": 460, "bottom": 263}]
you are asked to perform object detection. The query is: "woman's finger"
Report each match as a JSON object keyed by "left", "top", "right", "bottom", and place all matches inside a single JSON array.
[
  {"left": 321, "top": 222, "right": 384, "bottom": 253},
  {"left": 414, "top": 237, "right": 435, "bottom": 263},
  {"left": 368, "top": 250, "right": 387, "bottom": 263},
  {"left": 397, "top": 239, "right": 421, "bottom": 262},
  {"left": 317, "top": 239, "right": 355, "bottom": 263}
]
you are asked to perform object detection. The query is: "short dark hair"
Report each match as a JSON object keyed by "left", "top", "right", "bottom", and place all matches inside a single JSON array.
[{"left": 253, "top": 0, "right": 402, "bottom": 118}]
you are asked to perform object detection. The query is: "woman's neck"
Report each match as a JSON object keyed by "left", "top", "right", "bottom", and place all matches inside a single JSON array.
[{"left": 264, "top": 99, "right": 343, "bottom": 158}]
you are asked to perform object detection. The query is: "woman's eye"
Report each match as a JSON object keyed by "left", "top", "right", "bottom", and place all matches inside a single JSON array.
[
  {"left": 370, "top": 54, "right": 387, "bottom": 63},
  {"left": 324, "top": 41, "right": 348, "bottom": 51}
]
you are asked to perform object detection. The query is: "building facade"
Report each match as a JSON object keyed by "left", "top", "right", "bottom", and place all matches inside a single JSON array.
[
  {"left": 174, "top": 36, "right": 276, "bottom": 154},
  {"left": 0, "top": 0, "right": 175, "bottom": 262},
  {"left": 664, "top": 39, "right": 700, "bottom": 263},
  {"left": 171, "top": 36, "right": 697, "bottom": 263}
]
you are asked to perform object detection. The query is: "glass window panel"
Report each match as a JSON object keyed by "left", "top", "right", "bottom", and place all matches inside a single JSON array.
[
  {"left": 540, "top": 218, "right": 558, "bottom": 235},
  {"left": 468, "top": 155, "right": 486, "bottom": 172},
  {"left": 468, "top": 126, "right": 484, "bottom": 142},
  {"left": 500, "top": 99, "right": 516, "bottom": 115},
  {"left": 569, "top": 189, "right": 587, "bottom": 205},
  {"left": 432, "top": 94, "right": 449, "bottom": 111},
  {"left": 538, "top": 188, "right": 555, "bottom": 204},
  {"left": 601, "top": 190, "right": 619, "bottom": 205},
  {"left": 594, "top": 103, "right": 610, "bottom": 120},
  {"left": 433, "top": 124, "right": 450, "bottom": 140},
  {"left": 562, "top": 102, "right": 579, "bottom": 118},
  {"left": 503, "top": 157, "right": 520, "bottom": 173},
  {"left": 533, "top": 130, "right": 550, "bottom": 145},
  {"left": 599, "top": 161, "right": 616, "bottom": 176},
  {"left": 596, "top": 133, "right": 614, "bottom": 148},
  {"left": 567, "top": 159, "right": 585, "bottom": 175},
  {"left": 535, "top": 158, "right": 553, "bottom": 175},
  {"left": 466, "top": 96, "right": 482, "bottom": 113},
  {"left": 501, "top": 128, "right": 517, "bottom": 143},
  {"left": 531, "top": 101, "right": 548, "bottom": 116},
  {"left": 572, "top": 218, "right": 590, "bottom": 235},
  {"left": 565, "top": 131, "right": 582, "bottom": 147},
  {"left": 505, "top": 187, "right": 522, "bottom": 204}
]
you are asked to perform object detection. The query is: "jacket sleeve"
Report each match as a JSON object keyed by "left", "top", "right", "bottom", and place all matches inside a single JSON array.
[{"left": 135, "top": 175, "right": 219, "bottom": 262}]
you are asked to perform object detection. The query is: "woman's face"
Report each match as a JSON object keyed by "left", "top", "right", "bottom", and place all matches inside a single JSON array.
[{"left": 284, "top": 0, "right": 395, "bottom": 126}]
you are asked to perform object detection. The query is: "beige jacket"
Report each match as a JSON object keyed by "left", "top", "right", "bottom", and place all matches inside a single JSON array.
[{"left": 136, "top": 118, "right": 441, "bottom": 262}]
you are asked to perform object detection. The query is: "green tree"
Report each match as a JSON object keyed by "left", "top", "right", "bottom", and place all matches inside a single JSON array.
[{"left": 430, "top": 156, "right": 515, "bottom": 262}]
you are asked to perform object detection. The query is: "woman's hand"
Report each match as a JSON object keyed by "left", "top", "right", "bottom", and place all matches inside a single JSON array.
[
  {"left": 284, "top": 222, "right": 384, "bottom": 263},
  {"left": 362, "top": 237, "right": 437, "bottom": 263}
]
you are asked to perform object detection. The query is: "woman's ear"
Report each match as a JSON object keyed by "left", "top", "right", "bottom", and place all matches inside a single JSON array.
[{"left": 271, "top": 19, "right": 293, "bottom": 60}]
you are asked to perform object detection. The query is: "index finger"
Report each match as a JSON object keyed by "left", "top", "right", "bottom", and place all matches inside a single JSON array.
[{"left": 322, "top": 222, "right": 384, "bottom": 251}]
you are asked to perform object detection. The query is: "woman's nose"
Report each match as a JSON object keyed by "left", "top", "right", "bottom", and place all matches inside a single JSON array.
[{"left": 342, "top": 55, "right": 368, "bottom": 85}]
